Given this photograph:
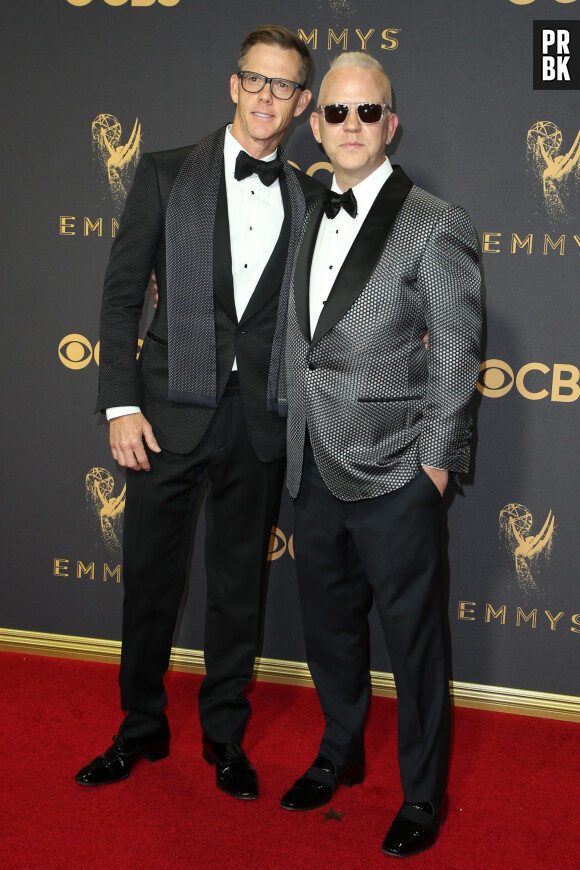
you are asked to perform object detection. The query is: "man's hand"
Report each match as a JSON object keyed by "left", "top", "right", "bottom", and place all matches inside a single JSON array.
[
  {"left": 422, "top": 465, "right": 448, "bottom": 497},
  {"left": 109, "top": 412, "right": 161, "bottom": 471},
  {"left": 151, "top": 270, "right": 159, "bottom": 309}
]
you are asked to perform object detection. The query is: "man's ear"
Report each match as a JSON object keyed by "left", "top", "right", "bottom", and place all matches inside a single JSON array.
[
  {"left": 230, "top": 73, "right": 240, "bottom": 105},
  {"left": 386, "top": 112, "right": 399, "bottom": 145},
  {"left": 293, "top": 88, "right": 312, "bottom": 118},
  {"left": 310, "top": 110, "right": 322, "bottom": 144}
]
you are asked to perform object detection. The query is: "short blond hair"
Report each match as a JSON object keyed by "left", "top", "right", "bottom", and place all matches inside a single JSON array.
[{"left": 320, "top": 52, "right": 392, "bottom": 106}]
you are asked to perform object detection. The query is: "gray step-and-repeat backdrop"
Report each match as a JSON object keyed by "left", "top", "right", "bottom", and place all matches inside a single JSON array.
[{"left": 2, "top": 1, "right": 579, "bottom": 712}]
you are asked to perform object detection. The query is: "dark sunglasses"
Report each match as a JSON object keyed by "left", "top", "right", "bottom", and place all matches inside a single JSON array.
[{"left": 317, "top": 102, "right": 392, "bottom": 125}]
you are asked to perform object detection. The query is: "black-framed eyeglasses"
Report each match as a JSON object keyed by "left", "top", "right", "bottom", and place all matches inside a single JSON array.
[
  {"left": 238, "top": 71, "right": 305, "bottom": 100},
  {"left": 317, "top": 102, "right": 392, "bottom": 125}
]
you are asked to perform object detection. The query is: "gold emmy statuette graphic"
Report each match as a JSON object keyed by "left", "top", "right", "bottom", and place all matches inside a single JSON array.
[
  {"left": 527, "top": 122, "right": 580, "bottom": 220},
  {"left": 91, "top": 114, "right": 141, "bottom": 208},
  {"left": 499, "top": 503, "right": 555, "bottom": 595},
  {"left": 86, "top": 468, "right": 126, "bottom": 552}
]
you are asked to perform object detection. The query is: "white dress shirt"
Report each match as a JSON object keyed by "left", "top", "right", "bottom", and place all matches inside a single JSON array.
[
  {"left": 309, "top": 158, "right": 393, "bottom": 338},
  {"left": 107, "top": 126, "right": 284, "bottom": 421},
  {"left": 223, "top": 125, "right": 284, "bottom": 329}
]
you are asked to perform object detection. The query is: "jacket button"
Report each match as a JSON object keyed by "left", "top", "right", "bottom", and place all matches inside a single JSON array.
[{"left": 308, "top": 362, "right": 315, "bottom": 370}]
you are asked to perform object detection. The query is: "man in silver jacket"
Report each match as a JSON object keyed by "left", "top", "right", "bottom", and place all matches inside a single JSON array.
[{"left": 281, "top": 52, "right": 482, "bottom": 858}]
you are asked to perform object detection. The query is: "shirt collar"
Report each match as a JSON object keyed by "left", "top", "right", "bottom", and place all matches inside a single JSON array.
[{"left": 224, "top": 124, "right": 279, "bottom": 176}]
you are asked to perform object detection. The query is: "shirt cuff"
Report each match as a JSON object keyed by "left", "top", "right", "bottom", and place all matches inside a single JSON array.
[{"left": 106, "top": 406, "right": 141, "bottom": 421}]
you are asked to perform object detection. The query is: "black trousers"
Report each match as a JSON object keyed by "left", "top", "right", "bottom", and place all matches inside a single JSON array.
[
  {"left": 293, "top": 446, "right": 450, "bottom": 803},
  {"left": 118, "top": 378, "right": 286, "bottom": 743}
]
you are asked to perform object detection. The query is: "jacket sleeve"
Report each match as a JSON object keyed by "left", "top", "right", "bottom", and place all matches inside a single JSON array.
[
  {"left": 95, "top": 152, "right": 163, "bottom": 412},
  {"left": 417, "top": 205, "right": 482, "bottom": 473}
]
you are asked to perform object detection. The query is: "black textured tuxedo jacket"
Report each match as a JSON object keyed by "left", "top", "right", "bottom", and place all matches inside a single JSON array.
[{"left": 97, "top": 125, "right": 323, "bottom": 460}]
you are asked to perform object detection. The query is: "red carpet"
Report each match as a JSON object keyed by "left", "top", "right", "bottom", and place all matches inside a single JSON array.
[{"left": 1, "top": 651, "right": 578, "bottom": 869}]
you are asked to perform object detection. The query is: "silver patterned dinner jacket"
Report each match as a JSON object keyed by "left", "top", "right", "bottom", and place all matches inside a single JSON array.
[{"left": 286, "top": 165, "right": 482, "bottom": 502}]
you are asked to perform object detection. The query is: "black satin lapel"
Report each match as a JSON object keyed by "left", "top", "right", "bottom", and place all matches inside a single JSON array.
[
  {"left": 293, "top": 200, "right": 325, "bottom": 342},
  {"left": 239, "top": 175, "right": 291, "bottom": 324},
  {"left": 311, "top": 166, "right": 413, "bottom": 344},
  {"left": 213, "top": 167, "right": 237, "bottom": 323}
]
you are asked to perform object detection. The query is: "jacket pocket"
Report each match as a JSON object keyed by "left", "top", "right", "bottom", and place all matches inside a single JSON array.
[
  {"left": 145, "top": 330, "right": 168, "bottom": 347},
  {"left": 358, "top": 395, "right": 421, "bottom": 403},
  {"left": 419, "top": 468, "right": 444, "bottom": 498}
]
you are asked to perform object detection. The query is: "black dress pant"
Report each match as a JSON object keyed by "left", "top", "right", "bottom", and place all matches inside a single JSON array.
[
  {"left": 118, "top": 379, "right": 286, "bottom": 743},
  {"left": 293, "top": 446, "right": 450, "bottom": 803}
]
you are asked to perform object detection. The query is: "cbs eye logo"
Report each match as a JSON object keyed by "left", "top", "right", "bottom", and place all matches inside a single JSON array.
[
  {"left": 267, "top": 526, "right": 295, "bottom": 562},
  {"left": 58, "top": 334, "right": 99, "bottom": 369},
  {"left": 478, "top": 359, "right": 580, "bottom": 402},
  {"left": 478, "top": 359, "right": 515, "bottom": 398},
  {"left": 59, "top": 334, "right": 142, "bottom": 369}
]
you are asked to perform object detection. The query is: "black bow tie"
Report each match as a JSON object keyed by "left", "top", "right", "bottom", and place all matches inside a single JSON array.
[
  {"left": 323, "top": 187, "right": 358, "bottom": 219},
  {"left": 234, "top": 150, "right": 283, "bottom": 187}
]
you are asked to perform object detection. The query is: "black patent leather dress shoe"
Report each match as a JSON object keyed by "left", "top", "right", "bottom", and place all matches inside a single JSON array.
[
  {"left": 382, "top": 799, "right": 445, "bottom": 857},
  {"left": 75, "top": 732, "right": 170, "bottom": 786},
  {"left": 280, "top": 755, "right": 365, "bottom": 811},
  {"left": 202, "top": 736, "right": 258, "bottom": 800}
]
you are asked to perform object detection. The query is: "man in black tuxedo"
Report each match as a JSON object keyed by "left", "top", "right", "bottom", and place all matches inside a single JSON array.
[
  {"left": 75, "top": 25, "right": 321, "bottom": 799},
  {"left": 280, "top": 53, "right": 482, "bottom": 856}
]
